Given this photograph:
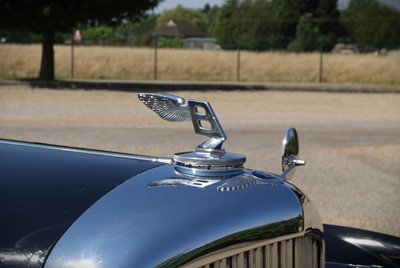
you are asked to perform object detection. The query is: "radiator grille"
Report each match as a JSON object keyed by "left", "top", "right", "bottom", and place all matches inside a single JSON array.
[{"left": 183, "top": 234, "right": 322, "bottom": 268}]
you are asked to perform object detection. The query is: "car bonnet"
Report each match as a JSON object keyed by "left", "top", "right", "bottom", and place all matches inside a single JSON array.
[{"left": 0, "top": 140, "right": 165, "bottom": 268}]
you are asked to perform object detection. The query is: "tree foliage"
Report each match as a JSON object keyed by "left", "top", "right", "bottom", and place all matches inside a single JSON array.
[
  {"left": 214, "top": 0, "right": 277, "bottom": 50},
  {"left": 202, "top": 3, "right": 221, "bottom": 37},
  {"left": 156, "top": 5, "right": 208, "bottom": 33},
  {"left": 111, "top": 14, "right": 158, "bottom": 46},
  {"left": 287, "top": 13, "right": 320, "bottom": 52},
  {"left": 237, "top": 0, "right": 275, "bottom": 50},
  {"left": 82, "top": 26, "right": 113, "bottom": 44},
  {"left": 214, "top": 0, "right": 341, "bottom": 51},
  {"left": 214, "top": 0, "right": 240, "bottom": 49},
  {"left": 0, "top": 0, "right": 161, "bottom": 79},
  {"left": 341, "top": 0, "right": 400, "bottom": 51}
]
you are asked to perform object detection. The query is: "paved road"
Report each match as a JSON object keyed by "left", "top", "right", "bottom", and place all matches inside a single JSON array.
[{"left": 1, "top": 84, "right": 399, "bottom": 236}]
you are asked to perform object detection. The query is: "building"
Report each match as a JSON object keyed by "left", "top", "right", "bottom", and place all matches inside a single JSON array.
[{"left": 152, "top": 20, "right": 218, "bottom": 50}]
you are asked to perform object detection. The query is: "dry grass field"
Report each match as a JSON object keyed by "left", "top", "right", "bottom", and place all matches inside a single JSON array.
[{"left": 1, "top": 44, "right": 399, "bottom": 84}]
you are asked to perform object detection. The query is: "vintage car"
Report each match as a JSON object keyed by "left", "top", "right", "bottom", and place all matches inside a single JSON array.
[{"left": 0, "top": 93, "right": 399, "bottom": 268}]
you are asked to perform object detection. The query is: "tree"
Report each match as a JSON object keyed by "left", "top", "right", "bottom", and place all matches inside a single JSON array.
[
  {"left": 215, "top": 0, "right": 240, "bottom": 49},
  {"left": 156, "top": 5, "right": 208, "bottom": 33},
  {"left": 82, "top": 26, "right": 114, "bottom": 44},
  {"left": 341, "top": 0, "right": 400, "bottom": 51},
  {"left": 288, "top": 0, "right": 341, "bottom": 51},
  {"left": 340, "top": 0, "right": 376, "bottom": 42},
  {"left": 113, "top": 14, "right": 158, "bottom": 46},
  {"left": 287, "top": 13, "right": 320, "bottom": 51},
  {"left": 315, "top": 0, "right": 341, "bottom": 50},
  {"left": 201, "top": 3, "right": 221, "bottom": 37},
  {"left": 236, "top": 0, "right": 275, "bottom": 51},
  {"left": 270, "top": 0, "right": 319, "bottom": 49},
  {"left": 0, "top": 0, "right": 161, "bottom": 80},
  {"left": 215, "top": 0, "right": 339, "bottom": 51}
]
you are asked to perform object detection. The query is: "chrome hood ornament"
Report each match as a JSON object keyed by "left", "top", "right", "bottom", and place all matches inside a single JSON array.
[
  {"left": 138, "top": 93, "right": 246, "bottom": 173},
  {"left": 139, "top": 93, "right": 226, "bottom": 150},
  {"left": 138, "top": 93, "right": 191, "bottom": 122}
]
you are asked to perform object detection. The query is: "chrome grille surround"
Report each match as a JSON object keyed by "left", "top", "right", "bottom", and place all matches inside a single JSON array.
[{"left": 182, "top": 232, "right": 323, "bottom": 268}]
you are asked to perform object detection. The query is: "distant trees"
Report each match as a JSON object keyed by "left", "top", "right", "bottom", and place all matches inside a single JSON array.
[
  {"left": 213, "top": 0, "right": 399, "bottom": 52},
  {"left": 81, "top": 14, "right": 158, "bottom": 46},
  {"left": 214, "top": 0, "right": 240, "bottom": 49},
  {"left": 287, "top": 13, "right": 321, "bottom": 52},
  {"left": 1, "top": 0, "right": 399, "bottom": 80},
  {"left": 269, "top": 0, "right": 316, "bottom": 49},
  {"left": 241, "top": 0, "right": 275, "bottom": 50},
  {"left": 341, "top": 0, "right": 400, "bottom": 51},
  {"left": 213, "top": 0, "right": 341, "bottom": 51},
  {"left": 156, "top": 5, "right": 208, "bottom": 33},
  {"left": 285, "top": 0, "right": 341, "bottom": 51},
  {"left": 0, "top": 0, "right": 161, "bottom": 80}
]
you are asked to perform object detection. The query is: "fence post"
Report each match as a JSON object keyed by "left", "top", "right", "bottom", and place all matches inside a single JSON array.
[
  {"left": 319, "top": 37, "right": 324, "bottom": 83},
  {"left": 70, "top": 35, "right": 74, "bottom": 79},
  {"left": 237, "top": 38, "right": 241, "bottom": 82},
  {"left": 154, "top": 35, "right": 158, "bottom": 81}
]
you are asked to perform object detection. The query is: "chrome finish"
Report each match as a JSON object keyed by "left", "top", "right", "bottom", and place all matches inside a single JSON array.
[
  {"left": 138, "top": 93, "right": 226, "bottom": 150},
  {"left": 188, "top": 100, "right": 226, "bottom": 150},
  {"left": 148, "top": 168, "right": 222, "bottom": 188},
  {"left": 139, "top": 93, "right": 246, "bottom": 174},
  {"left": 182, "top": 232, "right": 323, "bottom": 268},
  {"left": 44, "top": 164, "right": 323, "bottom": 268},
  {"left": 281, "top": 128, "right": 306, "bottom": 181},
  {"left": 173, "top": 150, "right": 246, "bottom": 169},
  {"left": 138, "top": 92, "right": 191, "bottom": 122},
  {"left": 172, "top": 149, "right": 246, "bottom": 176},
  {"left": 6, "top": 92, "right": 329, "bottom": 267},
  {"left": 0, "top": 139, "right": 171, "bottom": 164},
  {"left": 217, "top": 171, "right": 284, "bottom": 191},
  {"left": 148, "top": 169, "right": 283, "bottom": 190},
  {"left": 174, "top": 165, "right": 245, "bottom": 177},
  {"left": 148, "top": 177, "right": 220, "bottom": 188},
  {"left": 282, "top": 128, "right": 299, "bottom": 159}
]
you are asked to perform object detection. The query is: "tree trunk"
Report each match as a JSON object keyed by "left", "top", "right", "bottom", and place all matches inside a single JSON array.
[{"left": 39, "top": 31, "right": 55, "bottom": 80}]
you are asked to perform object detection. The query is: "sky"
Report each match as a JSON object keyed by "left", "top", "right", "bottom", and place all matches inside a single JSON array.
[
  {"left": 153, "top": 0, "right": 400, "bottom": 13},
  {"left": 153, "top": 0, "right": 224, "bottom": 13}
]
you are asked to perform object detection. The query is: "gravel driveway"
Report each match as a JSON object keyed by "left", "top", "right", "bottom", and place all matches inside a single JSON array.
[{"left": 1, "top": 84, "right": 399, "bottom": 236}]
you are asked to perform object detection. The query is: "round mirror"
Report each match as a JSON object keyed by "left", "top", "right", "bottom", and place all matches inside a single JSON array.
[
  {"left": 282, "top": 128, "right": 299, "bottom": 157},
  {"left": 282, "top": 128, "right": 299, "bottom": 172}
]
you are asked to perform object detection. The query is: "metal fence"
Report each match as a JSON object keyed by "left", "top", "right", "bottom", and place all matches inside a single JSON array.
[{"left": 65, "top": 41, "right": 400, "bottom": 85}]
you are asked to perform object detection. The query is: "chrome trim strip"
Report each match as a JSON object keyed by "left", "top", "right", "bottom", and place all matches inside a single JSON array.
[{"left": 0, "top": 139, "right": 171, "bottom": 164}]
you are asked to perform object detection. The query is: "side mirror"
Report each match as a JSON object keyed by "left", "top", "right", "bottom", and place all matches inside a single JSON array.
[{"left": 281, "top": 128, "right": 306, "bottom": 181}]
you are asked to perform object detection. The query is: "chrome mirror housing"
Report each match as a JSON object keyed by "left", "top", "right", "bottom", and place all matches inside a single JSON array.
[{"left": 281, "top": 128, "right": 306, "bottom": 181}]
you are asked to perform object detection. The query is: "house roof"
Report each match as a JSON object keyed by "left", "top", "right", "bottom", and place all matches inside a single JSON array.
[{"left": 153, "top": 20, "right": 205, "bottom": 38}]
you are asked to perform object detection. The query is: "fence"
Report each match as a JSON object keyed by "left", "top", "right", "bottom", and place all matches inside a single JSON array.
[
  {"left": 0, "top": 44, "right": 399, "bottom": 85},
  {"left": 66, "top": 43, "right": 399, "bottom": 85}
]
